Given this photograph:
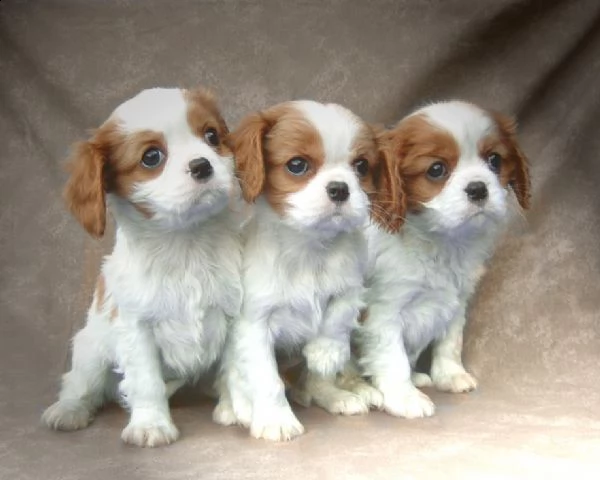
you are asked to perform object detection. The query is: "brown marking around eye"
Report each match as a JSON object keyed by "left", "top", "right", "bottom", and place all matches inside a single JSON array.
[
  {"left": 485, "top": 111, "right": 531, "bottom": 209},
  {"left": 93, "top": 122, "right": 167, "bottom": 198},
  {"left": 386, "top": 114, "right": 460, "bottom": 211},
  {"left": 185, "top": 87, "right": 232, "bottom": 157},
  {"left": 260, "top": 104, "right": 326, "bottom": 215}
]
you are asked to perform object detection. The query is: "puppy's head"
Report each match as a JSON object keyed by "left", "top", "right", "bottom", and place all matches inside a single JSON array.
[
  {"left": 63, "top": 87, "right": 234, "bottom": 237},
  {"left": 381, "top": 101, "right": 530, "bottom": 232},
  {"left": 232, "top": 101, "right": 404, "bottom": 236}
]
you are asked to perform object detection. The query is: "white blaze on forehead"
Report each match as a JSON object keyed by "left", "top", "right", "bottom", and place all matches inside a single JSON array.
[
  {"left": 112, "top": 88, "right": 191, "bottom": 138},
  {"left": 294, "top": 100, "right": 362, "bottom": 165},
  {"left": 419, "top": 101, "right": 496, "bottom": 159}
]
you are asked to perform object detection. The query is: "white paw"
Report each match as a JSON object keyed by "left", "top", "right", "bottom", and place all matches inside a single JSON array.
[
  {"left": 250, "top": 406, "right": 305, "bottom": 441},
  {"left": 121, "top": 412, "right": 179, "bottom": 447},
  {"left": 411, "top": 372, "right": 433, "bottom": 388},
  {"left": 433, "top": 371, "right": 478, "bottom": 393},
  {"left": 317, "top": 390, "right": 369, "bottom": 416},
  {"left": 342, "top": 380, "right": 383, "bottom": 410},
  {"left": 42, "top": 399, "right": 93, "bottom": 431},
  {"left": 382, "top": 387, "right": 435, "bottom": 419},
  {"left": 213, "top": 398, "right": 239, "bottom": 426}
]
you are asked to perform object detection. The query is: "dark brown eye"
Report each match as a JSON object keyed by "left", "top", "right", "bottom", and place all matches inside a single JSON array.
[
  {"left": 353, "top": 158, "right": 369, "bottom": 178},
  {"left": 426, "top": 161, "right": 448, "bottom": 180},
  {"left": 286, "top": 157, "right": 309, "bottom": 176},
  {"left": 204, "top": 128, "right": 219, "bottom": 146},
  {"left": 487, "top": 152, "right": 502, "bottom": 173},
  {"left": 140, "top": 147, "right": 165, "bottom": 169}
]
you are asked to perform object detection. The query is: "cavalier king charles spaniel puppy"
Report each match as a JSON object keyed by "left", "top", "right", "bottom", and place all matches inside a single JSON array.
[
  {"left": 213, "top": 100, "right": 402, "bottom": 441},
  {"left": 354, "top": 101, "right": 531, "bottom": 418},
  {"left": 42, "top": 87, "right": 243, "bottom": 447}
]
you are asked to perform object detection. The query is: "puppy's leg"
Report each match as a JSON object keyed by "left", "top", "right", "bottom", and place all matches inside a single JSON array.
[
  {"left": 42, "top": 313, "right": 111, "bottom": 431},
  {"left": 359, "top": 311, "right": 435, "bottom": 418},
  {"left": 430, "top": 306, "right": 477, "bottom": 393},
  {"left": 116, "top": 318, "right": 178, "bottom": 448},
  {"left": 335, "top": 360, "right": 383, "bottom": 409},
  {"left": 300, "top": 291, "right": 370, "bottom": 415},
  {"left": 218, "top": 316, "right": 304, "bottom": 441}
]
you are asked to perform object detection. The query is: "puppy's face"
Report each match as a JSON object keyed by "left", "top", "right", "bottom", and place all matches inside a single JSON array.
[
  {"left": 232, "top": 101, "right": 403, "bottom": 236},
  {"left": 382, "top": 101, "right": 530, "bottom": 232},
  {"left": 64, "top": 87, "right": 234, "bottom": 237}
]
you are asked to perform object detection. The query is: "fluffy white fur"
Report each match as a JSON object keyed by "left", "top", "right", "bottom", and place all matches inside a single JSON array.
[
  {"left": 42, "top": 88, "right": 243, "bottom": 447},
  {"left": 214, "top": 101, "right": 378, "bottom": 441},
  {"left": 354, "top": 101, "right": 528, "bottom": 418}
]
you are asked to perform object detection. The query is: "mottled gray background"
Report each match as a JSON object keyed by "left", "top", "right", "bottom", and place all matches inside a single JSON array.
[{"left": 1, "top": 1, "right": 599, "bottom": 479}]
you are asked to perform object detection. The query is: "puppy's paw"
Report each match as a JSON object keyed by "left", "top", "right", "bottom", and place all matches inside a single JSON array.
[
  {"left": 340, "top": 378, "right": 383, "bottom": 410},
  {"left": 212, "top": 399, "right": 238, "bottom": 426},
  {"left": 317, "top": 390, "right": 369, "bottom": 416},
  {"left": 250, "top": 406, "right": 304, "bottom": 442},
  {"left": 433, "top": 371, "right": 478, "bottom": 393},
  {"left": 411, "top": 372, "right": 433, "bottom": 388},
  {"left": 121, "top": 412, "right": 179, "bottom": 447},
  {"left": 382, "top": 387, "right": 435, "bottom": 419},
  {"left": 42, "top": 399, "right": 93, "bottom": 431}
]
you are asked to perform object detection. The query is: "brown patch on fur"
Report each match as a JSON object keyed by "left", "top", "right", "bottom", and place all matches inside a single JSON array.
[
  {"left": 109, "top": 305, "right": 118, "bottom": 322},
  {"left": 94, "top": 274, "right": 105, "bottom": 312},
  {"left": 63, "top": 141, "right": 107, "bottom": 238},
  {"left": 97, "top": 124, "right": 168, "bottom": 198},
  {"left": 486, "top": 112, "right": 531, "bottom": 209},
  {"left": 185, "top": 87, "right": 232, "bottom": 157},
  {"left": 232, "top": 104, "right": 325, "bottom": 214},
  {"left": 63, "top": 121, "right": 166, "bottom": 236},
  {"left": 367, "top": 124, "right": 406, "bottom": 232},
  {"left": 382, "top": 114, "right": 460, "bottom": 212}
]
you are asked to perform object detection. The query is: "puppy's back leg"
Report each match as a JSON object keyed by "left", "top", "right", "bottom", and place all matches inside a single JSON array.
[{"left": 42, "top": 310, "right": 112, "bottom": 431}]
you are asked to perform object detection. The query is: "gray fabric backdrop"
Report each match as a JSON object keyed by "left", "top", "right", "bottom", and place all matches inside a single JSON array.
[{"left": 1, "top": 1, "right": 599, "bottom": 478}]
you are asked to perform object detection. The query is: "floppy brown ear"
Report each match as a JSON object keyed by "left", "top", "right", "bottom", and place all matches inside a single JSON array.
[
  {"left": 63, "top": 140, "right": 107, "bottom": 238},
  {"left": 231, "top": 113, "right": 269, "bottom": 203},
  {"left": 494, "top": 112, "right": 531, "bottom": 209},
  {"left": 371, "top": 127, "right": 406, "bottom": 233}
]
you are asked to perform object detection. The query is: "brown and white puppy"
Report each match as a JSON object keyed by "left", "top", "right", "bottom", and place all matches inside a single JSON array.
[
  {"left": 354, "top": 100, "right": 530, "bottom": 418},
  {"left": 42, "top": 88, "right": 243, "bottom": 447},
  {"left": 213, "top": 100, "right": 402, "bottom": 441}
]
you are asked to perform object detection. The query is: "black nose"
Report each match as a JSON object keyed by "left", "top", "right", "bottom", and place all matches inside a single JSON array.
[
  {"left": 326, "top": 181, "right": 350, "bottom": 203},
  {"left": 464, "top": 181, "right": 488, "bottom": 203},
  {"left": 189, "top": 157, "right": 213, "bottom": 180}
]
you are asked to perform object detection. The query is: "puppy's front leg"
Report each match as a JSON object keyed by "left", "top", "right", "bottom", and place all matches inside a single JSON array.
[
  {"left": 116, "top": 318, "right": 178, "bottom": 448},
  {"left": 359, "top": 309, "right": 435, "bottom": 418},
  {"left": 301, "top": 290, "right": 372, "bottom": 415},
  {"left": 220, "top": 314, "right": 304, "bottom": 441},
  {"left": 430, "top": 303, "right": 478, "bottom": 393}
]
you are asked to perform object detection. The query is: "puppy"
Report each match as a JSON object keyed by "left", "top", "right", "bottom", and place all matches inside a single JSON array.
[
  {"left": 213, "top": 101, "right": 402, "bottom": 441},
  {"left": 356, "top": 101, "right": 531, "bottom": 418},
  {"left": 42, "top": 87, "right": 243, "bottom": 447}
]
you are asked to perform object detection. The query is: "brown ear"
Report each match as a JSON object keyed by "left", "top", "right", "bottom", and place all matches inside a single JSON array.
[
  {"left": 494, "top": 112, "right": 531, "bottom": 209},
  {"left": 63, "top": 140, "right": 107, "bottom": 238},
  {"left": 371, "top": 128, "right": 406, "bottom": 233},
  {"left": 231, "top": 113, "right": 269, "bottom": 203}
]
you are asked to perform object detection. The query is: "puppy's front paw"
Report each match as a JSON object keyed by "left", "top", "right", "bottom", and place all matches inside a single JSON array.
[
  {"left": 411, "top": 372, "right": 433, "bottom": 388},
  {"left": 121, "top": 411, "right": 179, "bottom": 447},
  {"left": 42, "top": 399, "right": 93, "bottom": 431},
  {"left": 382, "top": 386, "right": 435, "bottom": 419},
  {"left": 316, "top": 389, "right": 369, "bottom": 415},
  {"left": 433, "top": 371, "right": 478, "bottom": 393},
  {"left": 338, "top": 377, "right": 383, "bottom": 410},
  {"left": 250, "top": 406, "right": 304, "bottom": 442}
]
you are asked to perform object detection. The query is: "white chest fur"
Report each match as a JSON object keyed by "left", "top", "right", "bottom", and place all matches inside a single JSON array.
[
  {"left": 366, "top": 219, "right": 497, "bottom": 358},
  {"left": 103, "top": 214, "right": 243, "bottom": 377},
  {"left": 243, "top": 211, "right": 367, "bottom": 350}
]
